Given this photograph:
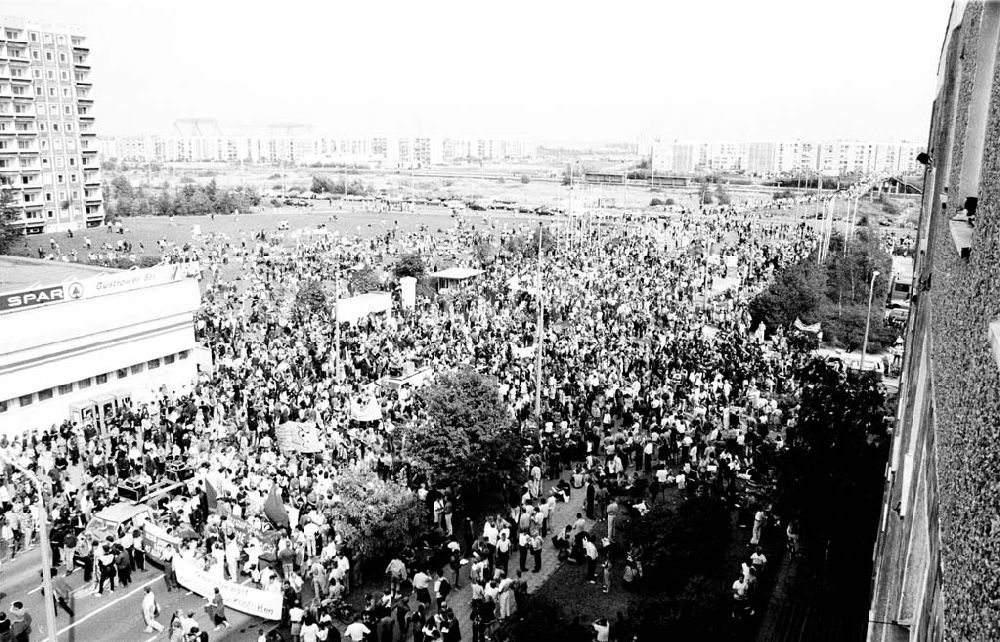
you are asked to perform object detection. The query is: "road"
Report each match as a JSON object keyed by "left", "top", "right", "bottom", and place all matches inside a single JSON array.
[{"left": 1, "top": 546, "right": 272, "bottom": 642}]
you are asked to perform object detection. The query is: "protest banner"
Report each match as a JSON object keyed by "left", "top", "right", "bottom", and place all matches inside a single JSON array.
[
  {"left": 274, "top": 421, "right": 324, "bottom": 453},
  {"left": 173, "top": 556, "right": 282, "bottom": 620}
]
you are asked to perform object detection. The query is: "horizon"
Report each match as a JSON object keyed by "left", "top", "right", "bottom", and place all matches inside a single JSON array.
[{"left": 2, "top": 0, "right": 951, "bottom": 143}]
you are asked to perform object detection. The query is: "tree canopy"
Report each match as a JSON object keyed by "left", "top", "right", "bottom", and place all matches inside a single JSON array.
[
  {"left": 407, "top": 369, "right": 525, "bottom": 502},
  {"left": 0, "top": 189, "right": 20, "bottom": 255},
  {"left": 393, "top": 253, "right": 426, "bottom": 279}
]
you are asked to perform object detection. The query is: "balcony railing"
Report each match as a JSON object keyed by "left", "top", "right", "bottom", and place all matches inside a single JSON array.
[{"left": 84, "top": 170, "right": 101, "bottom": 184}]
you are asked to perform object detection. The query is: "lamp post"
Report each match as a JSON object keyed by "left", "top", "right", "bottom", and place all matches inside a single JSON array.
[
  {"left": 0, "top": 453, "right": 59, "bottom": 642},
  {"left": 860, "top": 269, "right": 881, "bottom": 373}
]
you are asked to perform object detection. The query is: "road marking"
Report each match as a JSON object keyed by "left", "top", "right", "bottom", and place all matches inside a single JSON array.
[
  {"left": 143, "top": 636, "right": 159, "bottom": 642},
  {"left": 28, "top": 586, "right": 41, "bottom": 595},
  {"left": 37, "top": 574, "right": 162, "bottom": 642}
]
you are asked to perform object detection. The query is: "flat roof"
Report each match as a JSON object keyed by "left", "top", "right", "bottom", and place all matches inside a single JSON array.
[
  {"left": 0, "top": 256, "right": 116, "bottom": 295},
  {"left": 429, "top": 267, "right": 485, "bottom": 280}
]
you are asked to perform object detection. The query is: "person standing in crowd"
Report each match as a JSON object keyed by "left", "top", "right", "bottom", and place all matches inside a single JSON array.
[
  {"left": 529, "top": 529, "right": 543, "bottom": 573},
  {"left": 210, "top": 587, "right": 230, "bottom": 631},
  {"left": 583, "top": 535, "right": 599, "bottom": 583}
]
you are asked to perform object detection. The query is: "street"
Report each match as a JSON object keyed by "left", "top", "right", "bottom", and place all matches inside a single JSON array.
[{"left": 1, "top": 546, "right": 271, "bottom": 642}]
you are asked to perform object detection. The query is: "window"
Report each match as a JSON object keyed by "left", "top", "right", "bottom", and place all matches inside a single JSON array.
[
  {"left": 58, "top": 382, "right": 73, "bottom": 395},
  {"left": 59, "top": 53, "right": 66, "bottom": 63},
  {"left": 65, "top": 123, "right": 73, "bottom": 132},
  {"left": 95, "top": 373, "right": 108, "bottom": 385},
  {"left": 40, "top": 140, "right": 48, "bottom": 151},
  {"left": 19, "top": 394, "right": 33, "bottom": 407},
  {"left": 57, "top": 174, "right": 63, "bottom": 183},
  {"left": 45, "top": 192, "right": 52, "bottom": 201},
  {"left": 35, "top": 87, "right": 43, "bottom": 96},
  {"left": 39, "top": 123, "right": 47, "bottom": 132},
  {"left": 52, "top": 123, "right": 59, "bottom": 131},
  {"left": 32, "top": 50, "right": 40, "bottom": 60},
  {"left": 71, "top": 190, "right": 78, "bottom": 200},
  {"left": 164, "top": 354, "right": 176, "bottom": 365},
  {"left": 70, "top": 173, "right": 77, "bottom": 183},
  {"left": 64, "top": 105, "right": 71, "bottom": 115},
  {"left": 46, "top": 210, "right": 53, "bottom": 218},
  {"left": 48, "top": 87, "right": 56, "bottom": 97},
  {"left": 130, "top": 363, "right": 144, "bottom": 375},
  {"left": 77, "top": 377, "right": 91, "bottom": 389},
  {"left": 60, "top": 71, "right": 68, "bottom": 81},
  {"left": 58, "top": 35, "right": 65, "bottom": 44},
  {"left": 37, "top": 388, "right": 53, "bottom": 401},
  {"left": 46, "top": 70, "right": 54, "bottom": 80},
  {"left": 147, "top": 358, "right": 161, "bottom": 370},
  {"left": 33, "top": 69, "right": 41, "bottom": 79},
  {"left": 30, "top": 32, "right": 38, "bottom": 42},
  {"left": 44, "top": 33, "right": 52, "bottom": 44},
  {"left": 0, "top": 400, "right": 7, "bottom": 413},
  {"left": 179, "top": 350, "right": 190, "bottom": 360},
  {"left": 62, "top": 88, "right": 69, "bottom": 97},
  {"left": 116, "top": 368, "right": 128, "bottom": 379},
  {"left": 45, "top": 52, "right": 52, "bottom": 62}
]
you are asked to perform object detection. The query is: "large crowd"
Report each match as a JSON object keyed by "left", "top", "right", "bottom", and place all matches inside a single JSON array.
[{"left": 0, "top": 201, "right": 820, "bottom": 641}]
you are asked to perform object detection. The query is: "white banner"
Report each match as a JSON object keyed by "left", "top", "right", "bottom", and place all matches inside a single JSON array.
[{"left": 173, "top": 556, "right": 282, "bottom": 620}]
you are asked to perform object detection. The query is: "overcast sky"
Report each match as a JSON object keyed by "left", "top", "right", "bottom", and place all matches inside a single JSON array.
[{"left": 6, "top": 0, "right": 952, "bottom": 142}]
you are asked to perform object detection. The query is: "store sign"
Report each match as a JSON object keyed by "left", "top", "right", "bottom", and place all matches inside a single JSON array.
[
  {"left": 173, "top": 556, "right": 282, "bottom": 620},
  {"left": 0, "top": 285, "right": 65, "bottom": 311}
]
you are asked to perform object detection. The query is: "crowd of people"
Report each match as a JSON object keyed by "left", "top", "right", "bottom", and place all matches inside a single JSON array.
[{"left": 0, "top": 199, "right": 821, "bottom": 641}]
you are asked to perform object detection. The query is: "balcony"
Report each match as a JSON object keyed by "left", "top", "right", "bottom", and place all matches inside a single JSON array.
[
  {"left": 84, "top": 189, "right": 101, "bottom": 201},
  {"left": 84, "top": 170, "right": 101, "bottom": 185},
  {"left": 16, "top": 143, "right": 38, "bottom": 153},
  {"left": 71, "top": 38, "right": 89, "bottom": 51},
  {"left": 73, "top": 57, "right": 90, "bottom": 69},
  {"left": 86, "top": 204, "right": 104, "bottom": 219},
  {"left": 77, "top": 107, "right": 94, "bottom": 120},
  {"left": 18, "top": 160, "right": 40, "bottom": 171},
  {"left": 8, "top": 51, "right": 28, "bottom": 64},
  {"left": 4, "top": 32, "right": 28, "bottom": 45},
  {"left": 0, "top": 164, "right": 17, "bottom": 173}
]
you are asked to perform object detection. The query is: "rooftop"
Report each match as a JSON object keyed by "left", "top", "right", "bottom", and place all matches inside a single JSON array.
[
  {"left": 0, "top": 256, "right": 116, "bottom": 295},
  {"left": 429, "top": 267, "right": 485, "bottom": 280}
]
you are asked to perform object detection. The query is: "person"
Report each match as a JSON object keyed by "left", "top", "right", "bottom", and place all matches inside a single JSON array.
[
  {"left": 142, "top": 587, "right": 164, "bottom": 633},
  {"left": 344, "top": 615, "right": 370, "bottom": 642},
  {"left": 786, "top": 519, "right": 800, "bottom": 558},
  {"left": 50, "top": 569, "right": 75, "bottom": 617},
  {"left": 751, "top": 507, "right": 766, "bottom": 545},
  {"left": 385, "top": 555, "right": 406, "bottom": 594},
  {"left": 592, "top": 616, "right": 611, "bottom": 642},
  {"left": 210, "top": 587, "right": 230, "bottom": 630},
  {"left": 496, "top": 531, "right": 511, "bottom": 576},
  {"left": 10, "top": 602, "right": 31, "bottom": 642},
  {"left": 97, "top": 544, "right": 116, "bottom": 594},
  {"left": 529, "top": 529, "right": 543, "bottom": 573},
  {"left": 583, "top": 535, "right": 599, "bottom": 583},
  {"left": 413, "top": 568, "right": 432, "bottom": 607},
  {"left": 601, "top": 558, "right": 612, "bottom": 594}
]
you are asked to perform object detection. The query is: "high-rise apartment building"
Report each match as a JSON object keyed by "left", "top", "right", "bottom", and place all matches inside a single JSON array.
[
  {"left": 867, "top": 2, "right": 1000, "bottom": 641},
  {"left": 0, "top": 17, "right": 103, "bottom": 233}
]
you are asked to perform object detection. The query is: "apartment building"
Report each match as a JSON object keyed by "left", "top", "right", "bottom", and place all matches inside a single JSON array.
[
  {"left": 867, "top": 2, "right": 1000, "bottom": 641},
  {"left": 0, "top": 17, "right": 103, "bottom": 233},
  {"left": 98, "top": 133, "right": 537, "bottom": 167},
  {"left": 650, "top": 137, "right": 923, "bottom": 177}
]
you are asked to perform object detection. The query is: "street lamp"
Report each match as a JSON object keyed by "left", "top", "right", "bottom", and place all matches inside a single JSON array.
[{"left": 860, "top": 269, "right": 881, "bottom": 373}]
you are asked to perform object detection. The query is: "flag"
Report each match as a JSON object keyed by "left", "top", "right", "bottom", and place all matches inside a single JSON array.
[
  {"left": 793, "top": 317, "right": 822, "bottom": 334},
  {"left": 263, "top": 485, "right": 289, "bottom": 529},
  {"left": 205, "top": 479, "right": 218, "bottom": 512},
  {"left": 511, "top": 344, "right": 535, "bottom": 359}
]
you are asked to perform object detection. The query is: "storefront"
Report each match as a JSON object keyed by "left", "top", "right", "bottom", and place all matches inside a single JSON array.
[{"left": 0, "top": 258, "right": 202, "bottom": 438}]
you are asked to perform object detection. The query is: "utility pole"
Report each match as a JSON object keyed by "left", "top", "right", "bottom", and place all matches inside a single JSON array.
[
  {"left": 333, "top": 266, "right": 342, "bottom": 383},
  {"left": 0, "top": 454, "right": 58, "bottom": 642},
  {"left": 534, "top": 222, "right": 544, "bottom": 441}
]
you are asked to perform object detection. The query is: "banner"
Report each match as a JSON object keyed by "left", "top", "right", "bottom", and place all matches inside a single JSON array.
[
  {"left": 793, "top": 317, "right": 822, "bottom": 334},
  {"left": 350, "top": 396, "right": 383, "bottom": 422},
  {"left": 173, "top": 556, "right": 282, "bottom": 620},
  {"left": 274, "top": 421, "right": 324, "bottom": 453},
  {"left": 511, "top": 344, "right": 535, "bottom": 359}
]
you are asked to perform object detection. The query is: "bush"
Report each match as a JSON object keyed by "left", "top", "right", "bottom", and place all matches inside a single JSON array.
[
  {"left": 520, "top": 175, "right": 531, "bottom": 184},
  {"left": 665, "top": 198, "right": 676, "bottom": 206},
  {"left": 773, "top": 189, "right": 795, "bottom": 200},
  {"left": 650, "top": 198, "right": 664, "bottom": 207}
]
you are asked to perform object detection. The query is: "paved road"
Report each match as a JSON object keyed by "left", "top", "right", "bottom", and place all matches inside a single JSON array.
[{"left": 1, "top": 545, "right": 270, "bottom": 642}]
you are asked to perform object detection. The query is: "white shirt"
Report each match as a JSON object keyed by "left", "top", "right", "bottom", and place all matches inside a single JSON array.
[{"left": 345, "top": 622, "right": 370, "bottom": 641}]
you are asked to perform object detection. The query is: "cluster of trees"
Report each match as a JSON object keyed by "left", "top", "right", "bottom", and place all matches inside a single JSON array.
[
  {"left": 404, "top": 369, "right": 526, "bottom": 506},
  {"left": 502, "top": 226, "right": 555, "bottom": 260},
  {"left": 103, "top": 176, "right": 261, "bottom": 218},
  {"left": 309, "top": 175, "right": 371, "bottom": 196},
  {"left": 697, "top": 184, "right": 732, "bottom": 205},
  {"left": 749, "top": 231, "right": 898, "bottom": 352},
  {"left": 649, "top": 197, "right": 677, "bottom": 207},
  {"left": 0, "top": 189, "right": 19, "bottom": 255}
]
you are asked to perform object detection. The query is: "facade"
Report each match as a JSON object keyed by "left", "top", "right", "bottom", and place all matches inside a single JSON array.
[
  {"left": 0, "top": 17, "right": 103, "bottom": 233},
  {"left": 0, "top": 258, "right": 202, "bottom": 438},
  {"left": 867, "top": 2, "right": 1000, "bottom": 641}
]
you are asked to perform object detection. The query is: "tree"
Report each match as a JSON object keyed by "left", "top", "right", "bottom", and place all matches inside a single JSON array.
[
  {"left": 349, "top": 266, "right": 381, "bottom": 294},
  {"left": 0, "top": 188, "right": 20, "bottom": 255},
  {"left": 393, "top": 253, "right": 426, "bottom": 279},
  {"left": 293, "top": 279, "right": 330, "bottom": 323},
  {"left": 408, "top": 369, "right": 525, "bottom": 501},
  {"left": 775, "top": 358, "right": 889, "bottom": 591},
  {"left": 520, "top": 175, "right": 531, "bottom": 184},
  {"left": 714, "top": 185, "right": 731, "bottom": 205},
  {"left": 650, "top": 198, "right": 664, "bottom": 207},
  {"left": 472, "top": 234, "right": 498, "bottom": 267},
  {"left": 748, "top": 257, "right": 827, "bottom": 332},
  {"left": 322, "top": 468, "right": 424, "bottom": 565},
  {"left": 311, "top": 175, "right": 337, "bottom": 194}
]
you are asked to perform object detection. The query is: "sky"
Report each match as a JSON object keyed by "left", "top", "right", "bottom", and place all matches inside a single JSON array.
[{"left": 4, "top": 0, "right": 954, "bottom": 143}]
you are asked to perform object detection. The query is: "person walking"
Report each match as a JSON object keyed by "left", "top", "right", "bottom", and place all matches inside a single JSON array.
[
  {"left": 142, "top": 587, "right": 164, "bottom": 633},
  {"left": 210, "top": 587, "right": 231, "bottom": 630}
]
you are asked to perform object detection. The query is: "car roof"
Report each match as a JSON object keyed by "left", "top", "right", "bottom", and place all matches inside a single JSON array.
[{"left": 93, "top": 502, "right": 153, "bottom": 523}]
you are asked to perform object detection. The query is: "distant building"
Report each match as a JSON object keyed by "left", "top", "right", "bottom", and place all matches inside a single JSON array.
[
  {"left": 0, "top": 16, "right": 104, "bottom": 233},
  {"left": 867, "top": 2, "right": 1000, "bottom": 641}
]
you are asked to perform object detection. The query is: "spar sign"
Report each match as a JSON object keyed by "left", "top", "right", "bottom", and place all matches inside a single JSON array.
[
  {"left": 173, "top": 556, "right": 282, "bottom": 620},
  {"left": 0, "top": 285, "right": 66, "bottom": 311}
]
